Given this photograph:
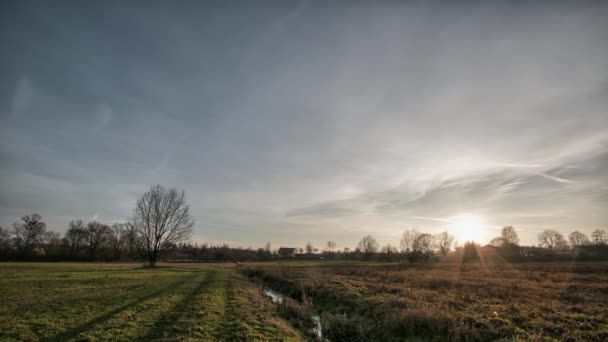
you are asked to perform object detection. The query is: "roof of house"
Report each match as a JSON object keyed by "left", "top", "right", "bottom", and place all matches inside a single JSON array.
[{"left": 277, "top": 247, "right": 296, "bottom": 253}]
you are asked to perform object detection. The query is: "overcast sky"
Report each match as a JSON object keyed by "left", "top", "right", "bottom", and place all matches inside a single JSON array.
[{"left": 1, "top": 1, "right": 607, "bottom": 249}]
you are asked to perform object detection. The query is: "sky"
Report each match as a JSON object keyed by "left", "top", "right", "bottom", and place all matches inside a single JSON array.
[{"left": 1, "top": 1, "right": 607, "bottom": 249}]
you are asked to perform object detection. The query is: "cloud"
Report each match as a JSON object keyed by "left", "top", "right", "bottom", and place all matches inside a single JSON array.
[
  {"left": 94, "top": 104, "right": 113, "bottom": 131},
  {"left": 1, "top": 1, "right": 607, "bottom": 247},
  {"left": 286, "top": 203, "right": 360, "bottom": 218},
  {"left": 285, "top": 148, "right": 608, "bottom": 236},
  {"left": 535, "top": 172, "right": 571, "bottom": 184},
  {"left": 10, "top": 75, "right": 33, "bottom": 118}
]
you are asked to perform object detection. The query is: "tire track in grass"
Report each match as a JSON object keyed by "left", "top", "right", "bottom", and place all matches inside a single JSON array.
[
  {"left": 188, "top": 269, "right": 230, "bottom": 340},
  {"left": 93, "top": 271, "right": 213, "bottom": 341},
  {"left": 50, "top": 271, "right": 201, "bottom": 341},
  {"left": 141, "top": 269, "right": 219, "bottom": 340},
  {"left": 215, "top": 275, "right": 241, "bottom": 341}
]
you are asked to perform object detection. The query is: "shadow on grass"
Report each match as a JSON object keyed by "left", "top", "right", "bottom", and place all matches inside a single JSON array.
[
  {"left": 142, "top": 270, "right": 219, "bottom": 340},
  {"left": 50, "top": 272, "right": 200, "bottom": 341},
  {"left": 214, "top": 276, "right": 241, "bottom": 340}
]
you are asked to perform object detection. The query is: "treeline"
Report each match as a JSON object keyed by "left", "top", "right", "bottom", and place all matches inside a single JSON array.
[
  {"left": 0, "top": 214, "right": 286, "bottom": 262},
  {"left": 451, "top": 226, "right": 608, "bottom": 263},
  {"left": 1, "top": 213, "right": 607, "bottom": 262},
  {"left": 176, "top": 226, "right": 608, "bottom": 263},
  {"left": 0, "top": 214, "right": 138, "bottom": 261}
]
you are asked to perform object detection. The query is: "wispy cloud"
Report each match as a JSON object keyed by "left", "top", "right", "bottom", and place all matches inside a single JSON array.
[
  {"left": 1, "top": 1, "right": 607, "bottom": 247},
  {"left": 407, "top": 216, "right": 452, "bottom": 223},
  {"left": 10, "top": 74, "right": 33, "bottom": 118}
]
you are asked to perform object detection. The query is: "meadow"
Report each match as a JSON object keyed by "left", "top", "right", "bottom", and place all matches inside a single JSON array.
[
  {"left": 2, "top": 261, "right": 607, "bottom": 341},
  {"left": 244, "top": 260, "right": 608, "bottom": 341},
  {"left": 0, "top": 263, "right": 301, "bottom": 341}
]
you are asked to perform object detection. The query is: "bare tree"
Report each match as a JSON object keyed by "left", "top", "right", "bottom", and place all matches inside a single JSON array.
[
  {"left": 591, "top": 229, "right": 607, "bottom": 245},
  {"left": 400, "top": 228, "right": 420, "bottom": 253},
  {"left": 489, "top": 226, "right": 520, "bottom": 248},
  {"left": 130, "top": 185, "right": 194, "bottom": 266},
  {"left": 42, "top": 231, "right": 62, "bottom": 257},
  {"left": 12, "top": 214, "right": 46, "bottom": 257},
  {"left": 381, "top": 244, "right": 398, "bottom": 253},
  {"left": 537, "top": 229, "right": 567, "bottom": 249},
  {"left": 434, "top": 230, "right": 455, "bottom": 256},
  {"left": 0, "top": 227, "right": 11, "bottom": 256},
  {"left": 357, "top": 234, "right": 379, "bottom": 254},
  {"left": 489, "top": 237, "right": 505, "bottom": 247},
  {"left": 305, "top": 242, "right": 314, "bottom": 254},
  {"left": 265, "top": 242, "right": 271, "bottom": 253},
  {"left": 501, "top": 226, "right": 519, "bottom": 246},
  {"left": 85, "top": 222, "right": 111, "bottom": 259},
  {"left": 413, "top": 233, "right": 435, "bottom": 260},
  {"left": 326, "top": 241, "right": 336, "bottom": 252},
  {"left": 65, "top": 220, "right": 87, "bottom": 257},
  {"left": 568, "top": 231, "right": 590, "bottom": 248},
  {"left": 110, "top": 223, "right": 128, "bottom": 260}
]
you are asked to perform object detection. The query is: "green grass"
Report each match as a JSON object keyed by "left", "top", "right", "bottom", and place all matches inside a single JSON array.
[{"left": 0, "top": 263, "right": 301, "bottom": 341}]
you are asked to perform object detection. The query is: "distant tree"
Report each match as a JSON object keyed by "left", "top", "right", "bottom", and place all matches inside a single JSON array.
[
  {"left": 357, "top": 235, "right": 379, "bottom": 255},
  {"left": 343, "top": 247, "right": 350, "bottom": 253},
  {"left": 488, "top": 226, "right": 520, "bottom": 248},
  {"left": 326, "top": 241, "right": 336, "bottom": 252},
  {"left": 0, "top": 227, "right": 8, "bottom": 241},
  {"left": 413, "top": 233, "right": 435, "bottom": 260},
  {"left": 568, "top": 231, "right": 590, "bottom": 248},
  {"left": 130, "top": 185, "right": 195, "bottom": 266},
  {"left": 489, "top": 237, "right": 505, "bottom": 247},
  {"left": 85, "top": 221, "right": 111, "bottom": 259},
  {"left": 400, "top": 228, "right": 420, "bottom": 253},
  {"left": 12, "top": 214, "right": 46, "bottom": 257},
  {"left": 265, "top": 242, "right": 271, "bottom": 253},
  {"left": 65, "top": 220, "right": 87, "bottom": 257},
  {"left": 434, "top": 231, "right": 455, "bottom": 256},
  {"left": 462, "top": 241, "right": 480, "bottom": 261},
  {"left": 381, "top": 244, "right": 398, "bottom": 254},
  {"left": 313, "top": 248, "right": 319, "bottom": 254},
  {"left": 591, "top": 229, "right": 607, "bottom": 245},
  {"left": 298, "top": 247, "right": 304, "bottom": 254},
  {"left": 41, "top": 231, "right": 62, "bottom": 257},
  {"left": 501, "top": 226, "right": 520, "bottom": 246},
  {"left": 380, "top": 244, "right": 398, "bottom": 261},
  {"left": 0, "top": 227, "right": 12, "bottom": 257},
  {"left": 109, "top": 223, "right": 128, "bottom": 260},
  {"left": 305, "top": 242, "right": 314, "bottom": 254},
  {"left": 537, "top": 229, "right": 567, "bottom": 250}
]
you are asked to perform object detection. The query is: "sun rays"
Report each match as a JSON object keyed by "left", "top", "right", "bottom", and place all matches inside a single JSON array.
[{"left": 448, "top": 213, "right": 487, "bottom": 243}]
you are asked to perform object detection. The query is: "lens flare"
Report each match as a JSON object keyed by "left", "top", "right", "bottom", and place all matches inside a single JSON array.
[{"left": 447, "top": 213, "right": 486, "bottom": 243}]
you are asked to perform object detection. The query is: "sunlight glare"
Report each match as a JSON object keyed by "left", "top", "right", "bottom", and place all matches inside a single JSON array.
[{"left": 448, "top": 213, "right": 486, "bottom": 243}]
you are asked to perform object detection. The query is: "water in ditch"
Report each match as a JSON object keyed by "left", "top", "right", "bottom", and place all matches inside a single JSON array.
[{"left": 263, "top": 288, "right": 323, "bottom": 341}]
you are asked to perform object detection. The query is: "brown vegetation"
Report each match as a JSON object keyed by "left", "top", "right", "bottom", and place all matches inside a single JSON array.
[{"left": 245, "top": 261, "right": 608, "bottom": 341}]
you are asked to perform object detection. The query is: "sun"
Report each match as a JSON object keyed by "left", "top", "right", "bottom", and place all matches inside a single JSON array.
[{"left": 447, "top": 213, "right": 486, "bottom": 243}]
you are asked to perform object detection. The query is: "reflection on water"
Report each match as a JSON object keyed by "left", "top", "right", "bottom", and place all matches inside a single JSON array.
[
  {"left": 263, "top": 287, "right": 284, "bottom": 303},
  {"left": 311, "top": 315, "right": 322, "bottom": 340},
  {"left": 263, "top": 287, "right": 323, "bottom": 340}
]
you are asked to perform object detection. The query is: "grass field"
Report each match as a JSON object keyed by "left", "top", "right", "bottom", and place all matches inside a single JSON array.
[
  {"left": 0, "top": 263, "right": 301, "bottom": 341},
  {"left": 2, "top": 261, "right": 607, "bottom": 341},
  {"left": 245, "top": 260, "right": 608, "bottom": 341}
]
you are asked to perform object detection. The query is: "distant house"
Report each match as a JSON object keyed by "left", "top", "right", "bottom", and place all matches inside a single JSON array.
[
  {"left": 519, "top": 246, "right": 551, "bottom": 257},
  {"left": 277, "top": 247, "right": 297, "bottom": 258}
]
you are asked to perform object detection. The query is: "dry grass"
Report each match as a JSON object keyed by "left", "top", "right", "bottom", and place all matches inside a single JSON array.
[{"left": 244, "top": 261, "right": 608, "bottom": 341}]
